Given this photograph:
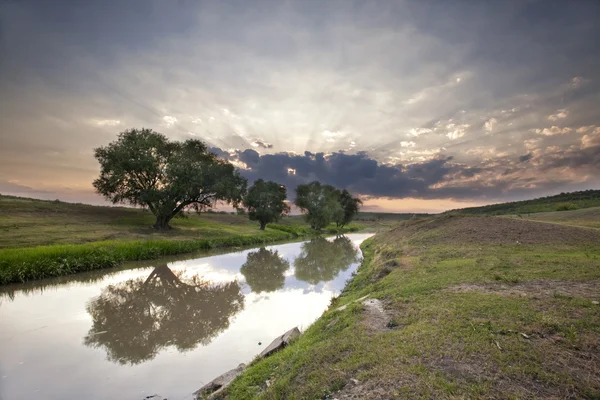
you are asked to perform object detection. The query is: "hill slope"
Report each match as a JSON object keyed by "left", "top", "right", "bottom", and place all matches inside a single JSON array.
[
  {"left": 446, "top": 189, "right": 600, "bottom": 215},
  {"left": 510, "top": 206, "right": 600, "bottom": 230},
  {"left": 224, "top": 215, "right": 600, "bottom": 399}
]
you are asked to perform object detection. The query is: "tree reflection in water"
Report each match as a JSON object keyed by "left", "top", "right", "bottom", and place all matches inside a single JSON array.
[
  {"left": 84, "top": 265, "right": 244, "bottom": 365},
  {"left": 240, "top": 248, "right": 290, "bottom": 293},
  {"left": 294, "top": 236, "right": 359, "bottom": 284}
]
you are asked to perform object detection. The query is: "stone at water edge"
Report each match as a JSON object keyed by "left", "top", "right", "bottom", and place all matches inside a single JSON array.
[
  {"left": 194, "top": 363, "right": 246, "bottom": 400},
  {"left": 259, "top": 327, "right": 300, "bottom": 358}
]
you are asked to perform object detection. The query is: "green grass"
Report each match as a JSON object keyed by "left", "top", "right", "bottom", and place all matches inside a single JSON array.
[
  {"left": 0, "top": 231, "right": 298, "bottom": 285},
  {"left": 0, "top": 195, "right": 370, "bottom": 284},
  {"left": 223, "top": 215, "right": 600, "bottom": 399},
  {"left": 0, "top": 195, "right": 275, "bottom": 248}
]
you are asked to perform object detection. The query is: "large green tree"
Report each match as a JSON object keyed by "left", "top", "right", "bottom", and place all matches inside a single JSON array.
[
  {"left": 243, "top": 179, "right": 290, "bottom": 230},
  {"left": 93, "top": 128, "right": 247, "bottom": 230},
  {"left": 240, "top": 248, "right": 290, "bottom": 293},
  {"left": 294, "top": 181, "right": 343, "bottom": 230},
  {"left": 84, "top": 265, "right": 244, "bottom": 365},
  {"left": 335, "top": 189, "right": 363, "bottom": 228}
]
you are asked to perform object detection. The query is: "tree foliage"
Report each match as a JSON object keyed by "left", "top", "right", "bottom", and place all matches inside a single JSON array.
[
  {"left": 335, "top": 189, "right": 363, "bottom": 228},
  {"left": 240, "top": 248, "right": 290, "bottom": 293},
  {"left": 93, "top": 128, "right": 247, "bottom": 230},
  {"left": 294, "top": 181, "right": 343, "bottom": 230},
  {"left": 294, "top": 236, "right": 359, "bottom": 284},
  {"left": 243, "top": 179, "right": 290, "bottom": 230},
  {"left": 84, "top": 265, "right": 244, "bottom": 365}
]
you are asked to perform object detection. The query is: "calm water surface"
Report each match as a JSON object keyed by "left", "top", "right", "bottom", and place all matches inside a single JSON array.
[{"left": 0, "top": 233, "right": 372, "bottom": 400}]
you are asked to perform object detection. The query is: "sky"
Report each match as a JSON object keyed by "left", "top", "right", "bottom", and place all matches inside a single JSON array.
[{"left": 1, "top": 0, "right": 600, "bottom": 213}]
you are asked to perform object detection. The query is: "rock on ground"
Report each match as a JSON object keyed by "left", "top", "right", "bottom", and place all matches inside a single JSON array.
[
  {"left": 194, "top": 363, "right": 246, "bottom": 400},
  {"left": 259, "top": 327, "right": 300, "bottom": 358}
]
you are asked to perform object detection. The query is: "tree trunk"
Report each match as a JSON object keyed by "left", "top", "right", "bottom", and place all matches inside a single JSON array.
[
  {"left": 153, "top": 215, "right": 172, "bottom": 230},
  {"left": 259, "top": 221, "right": 267, "bottom": 230}
]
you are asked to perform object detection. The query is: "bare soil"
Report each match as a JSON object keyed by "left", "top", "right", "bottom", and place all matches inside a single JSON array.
[
  {"left": 446, "top": 279, "right": 600, "bottom": 299},
  {"left": 361, "top": 298, "right": 395, "bottom": 333}
]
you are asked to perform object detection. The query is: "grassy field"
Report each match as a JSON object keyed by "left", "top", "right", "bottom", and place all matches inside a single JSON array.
[
  {"left": 0, "top": 195, "right": 290, "bottom": 248},
  {"left": 508, "top": 206, "right": 600, "bottom": 230},
  {"left": 223, "top": 215, "right": 600, "bottom": 399},
  {"left": 0, "top": 195, "right": 371, "bottom": 284},
  {"left": 446, "top": 189, "right": 600, "bottom": 216}
]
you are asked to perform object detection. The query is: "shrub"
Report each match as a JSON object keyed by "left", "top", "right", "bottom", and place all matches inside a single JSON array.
[{"left": 556, "top": 203, "right": 578, "bottom": 211}]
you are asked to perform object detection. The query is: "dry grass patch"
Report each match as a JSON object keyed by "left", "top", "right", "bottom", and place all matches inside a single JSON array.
[{"left": 446, "top": 279, "right": 600, "bottom": 299}]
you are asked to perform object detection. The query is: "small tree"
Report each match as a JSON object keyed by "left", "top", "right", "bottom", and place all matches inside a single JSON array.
[
  {"left": 335, "top": 189, "right": 362, "bottom": 228},
  {"left": 243, "top": 179, "right": 290, "bottom": 230},
  {"left": 93, "top": 128, "right": 247, "bottom": 230},
  {"left": 294, "top": 181, "right": 343, "bottom": 230}
]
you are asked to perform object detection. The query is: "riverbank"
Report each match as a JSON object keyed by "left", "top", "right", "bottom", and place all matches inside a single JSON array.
[
  {"left": 222, "top": 215, "right": 600, "bottom": 399},
  {"left": 0, "top": 195, "right": 367, "bottom": 284}
]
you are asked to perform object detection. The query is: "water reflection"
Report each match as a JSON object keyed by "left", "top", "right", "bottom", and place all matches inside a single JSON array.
[
  {"left": 240, "top": 248, "right": 290, "bottom": 293},
  {"left": 294, "top": 236, "right": 359, "bottom": 284},
  {"left": 84, "top": 264, "right": 244, "bottom": 365}
]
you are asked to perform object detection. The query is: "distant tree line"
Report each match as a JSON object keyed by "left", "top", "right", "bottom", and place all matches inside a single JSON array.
[{"left": 93, "top": 128, "right": 362, "bottom": 231}]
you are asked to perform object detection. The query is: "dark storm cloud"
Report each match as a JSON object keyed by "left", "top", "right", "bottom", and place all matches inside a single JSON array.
[
  {"left": 207, "top": 139, "right": 600, "bottom": 201},
  {"left": 208, "top": 148, "right": 482, "bottom": 200}
]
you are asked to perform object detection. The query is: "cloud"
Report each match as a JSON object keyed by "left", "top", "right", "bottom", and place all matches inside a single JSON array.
[
  {"left": 91, "top": 119, "right": 120, "bottom": 127},
  {"left": 581, "top": 131, "right": 600, "bottom": 149},
  {"left": 446, "top": 124, "right": 470, "bottom": 140},
  {"left": 576, "top": 125, "right": 597, "bottom": 134},
  {"left": 534, "top": 126, "right": 573, "bottom": 136},
  {"left": 211, "top": 147, "right": 456, "bottom": 198},
  {"left": 163, "top": 116, "right": 178, "bottom": 127},
  {"left": 483, "top": 118, "right": 497, "bottom": 133},
  {"left": 250, "top": 139, "right": 273, "bottom": 149},
  {"left": 548, "top": 109, "right": 568, "bottom": 121},
  {"left": 409, "top": 128, "right": 432, "bottom": 137},
  {"left": 322, "top": 130, "right": 347, "bottom": 143},
  {"left": 524, "top": 138, "right": 541, "bottom": 151},
  {"left": 519, "top": 153, "right": 533, "bottom": 162},
  {"left": 571, "top": 76, "right": 584, "bottom": 89},
  {"left": 0, "top": 180, "right": 51, "bottom": 196},
  {"left": 209, "top": 141, "right": 600, "bottom": 202},
  {"left": 2, "top": 1, "right": 600, "bottom": 207}
]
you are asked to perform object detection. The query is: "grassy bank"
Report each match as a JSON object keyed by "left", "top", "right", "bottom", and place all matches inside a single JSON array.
[
  {"left": 0, "top": 195, "right": 365, "bottom": 284},
  {"left": 0, "top": 230, "right": 294, "bottom": 285},
  {"left": 223, "top": 215, "right": 600, "bottom": 399}
]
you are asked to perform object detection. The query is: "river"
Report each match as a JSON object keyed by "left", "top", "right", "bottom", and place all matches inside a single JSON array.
[{"left": 0, "top": 233, "right": 372, "bottom": 400}]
